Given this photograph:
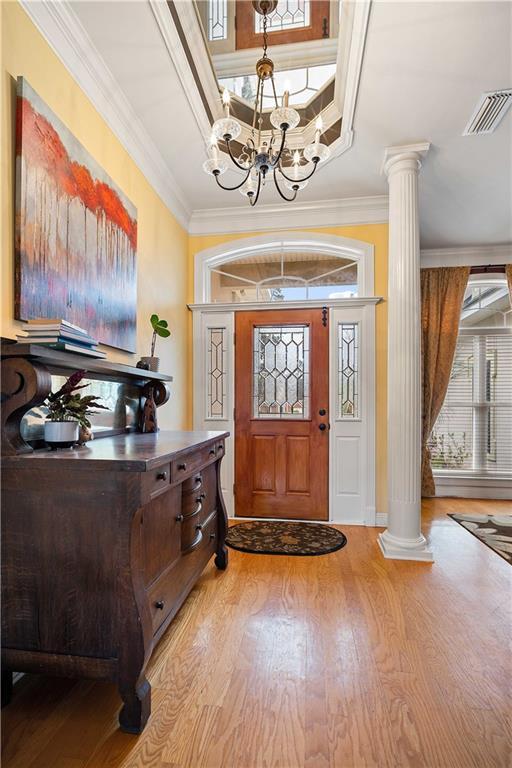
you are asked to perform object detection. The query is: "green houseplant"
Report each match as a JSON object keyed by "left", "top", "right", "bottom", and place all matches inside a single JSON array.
[
  {"left": 44, "top": 370, "right": 108, "bottom": 448},
  {"left": 138, "top": 314, "right": 171, "bottom": 372}
]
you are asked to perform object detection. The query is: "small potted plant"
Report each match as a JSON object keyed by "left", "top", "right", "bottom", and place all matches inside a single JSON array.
[
  {"left": 138, "top": 314, "right": 170, "bottom": 372},
  {"left": 44, "top": 370, "right": 108, "bottom": 449}
]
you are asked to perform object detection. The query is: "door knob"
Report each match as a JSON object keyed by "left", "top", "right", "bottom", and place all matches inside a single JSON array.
[
  {"left": 319, "top": 423, "right": 327, "bottom": 431},
  {"left": 319, "top": 408, "right": 327, "bottom": 416}
]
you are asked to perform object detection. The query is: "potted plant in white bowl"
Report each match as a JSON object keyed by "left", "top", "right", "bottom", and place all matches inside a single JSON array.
[{"left": 44, "top": 370, "right": 108, "bottom": 449}]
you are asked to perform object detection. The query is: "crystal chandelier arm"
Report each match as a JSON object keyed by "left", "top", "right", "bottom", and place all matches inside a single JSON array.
[
  {"left": 215, "top": 169, "right": 250, "bottom": 191},
  {"left": 226, "top": 138, "right": 254, "bottom": 172},
  {"left": 272, "top": 168, "right": 298, "bottom": 202},
  {"left": 277, "top": 157, "right": 319, "bottom": 183},
  {"left": 271, "top": 127, "right": 288, "bottom": 167},
  {"left": 249, "top": 171, "right": 262, "bottom": 207}
]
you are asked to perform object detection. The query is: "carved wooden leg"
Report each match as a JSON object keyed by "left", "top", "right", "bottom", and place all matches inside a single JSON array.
[
  {"left": 118, "top": 675, "right": 151, "bottom": 734},
  {"left": 1, "top": 669, "right": 13, "bottom": 708},
  {"left": 215, "top": 546, "right": 229, "bottom": 571},
  {"left": 215, "top": 456, "right": 229, "bottom": 571}
]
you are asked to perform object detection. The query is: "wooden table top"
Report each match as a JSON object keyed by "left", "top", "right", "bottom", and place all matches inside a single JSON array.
[{"left": 1, "top": 430, "right": 229, "bottom": 471}]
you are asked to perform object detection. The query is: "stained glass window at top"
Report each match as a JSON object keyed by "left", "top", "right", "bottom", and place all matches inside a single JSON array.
[
  {"left": 255, "top": 0, "right": 310, "bottom": 32},
  {"left": 253, "top": 325, "right": 310, "bottom": 419},
  {"left": 208, "top": 0, "right": 228, "bottom": 41}
]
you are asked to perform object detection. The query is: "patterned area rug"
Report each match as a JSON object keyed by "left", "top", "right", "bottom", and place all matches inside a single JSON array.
[
  {"left": 448, "top": 513, "right": 512, "bottom": 563},
  {"left": 226, "top": 521, "right": 347, "bottom": 556}
]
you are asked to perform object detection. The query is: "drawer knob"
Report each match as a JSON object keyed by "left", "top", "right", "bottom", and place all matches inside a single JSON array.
[
  {"left": 156, "top": 471, "right": 168, "bottom": 481},
  {"left": 196, "top": 493, "right": 206, "bottom": 502},
  {"left": 209, "top": 533, "right": 216, "bottom": 541},
  {"left": 178, "top": 462, "right": 187, "bottom": 471},
  {"left": 195, "top": 524, "right": 203, "bottom": 531},
  {"left": 155, "top": 600, "right": 165, "bottom": 610},
  {"left": 175, "top": 514, "right": 184, "bottom": 523},
  {"left": 209, "top": 449, "right": 215, "bottom": 457},
  {"left": 216, "top": 444, "right": 222, "bottom": 452}
]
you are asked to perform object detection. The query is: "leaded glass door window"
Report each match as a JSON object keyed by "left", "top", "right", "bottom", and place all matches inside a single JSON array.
[{"left": 253, "top": 325, "right": 310, "bottom": 419}]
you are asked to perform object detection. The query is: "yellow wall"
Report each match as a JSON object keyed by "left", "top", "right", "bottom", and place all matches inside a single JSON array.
[
  {"left": 188, "top": 225, "right": 388, "bottom": 514},
  {"left": 1, "top": 1, "right": 189, "bottom": 429},
  {"left": 1, "top": 2, "right": 388, "bottom": 511}
]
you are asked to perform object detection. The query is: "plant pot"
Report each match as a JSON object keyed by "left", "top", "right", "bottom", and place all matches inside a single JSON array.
[
  {"left": 139, "top": 356, "right": 160, "bottom": 372},
  {"left": 44, "top": 421, "right": 79, "bottom": 449}
]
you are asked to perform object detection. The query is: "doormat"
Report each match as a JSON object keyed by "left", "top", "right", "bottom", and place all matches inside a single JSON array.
[
  {"left": 448, "top": 513, "right": 512, "bottom": 563},
  {"left": 226, "top": 521, "right": 347, "bottom": 556}
]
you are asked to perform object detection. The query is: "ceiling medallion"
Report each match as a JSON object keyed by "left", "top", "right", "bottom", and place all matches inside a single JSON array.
[{"left": 202, "top": 0, "right": 331, "bottom": 206}]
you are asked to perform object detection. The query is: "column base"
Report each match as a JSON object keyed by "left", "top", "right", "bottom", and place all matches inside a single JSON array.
[{"left": 378, "top": 529, "right": 434, "bottom": 562}]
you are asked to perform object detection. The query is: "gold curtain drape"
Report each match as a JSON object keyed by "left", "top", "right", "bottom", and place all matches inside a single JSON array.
[
  {"left": 421, "top": 267, "right": 470, "bottom": 496},
  {"left": 506, "top": 264, "right": 512, "bottom": 305}
]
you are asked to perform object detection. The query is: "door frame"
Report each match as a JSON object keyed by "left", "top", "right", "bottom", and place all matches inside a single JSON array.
[
  {"left": 191, "top": 233, "right": 380, "bottom": 525},
  {"left": 191, "top": 298, "right": 379, "bottom": 525}
]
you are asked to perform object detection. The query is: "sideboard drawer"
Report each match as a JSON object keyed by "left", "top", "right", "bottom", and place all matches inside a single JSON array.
[
  {"left": 147, "top": 511, "right": 218, "bottom": 636},
  {"left": 142, "top": 462, "right": 171, "bottom": 501},
  {"left": 171, "top": 441, "right": 224, "bottom": 482}
]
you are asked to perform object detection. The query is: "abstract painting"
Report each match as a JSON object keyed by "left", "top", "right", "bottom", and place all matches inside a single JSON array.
[{"left": 15, "top": 77, "right": 137, "bottom": 352}]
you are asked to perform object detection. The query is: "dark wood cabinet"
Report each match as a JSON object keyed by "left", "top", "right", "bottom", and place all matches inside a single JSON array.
[
  {"left": 0, "top": 348, "right": 229, "bottom": 734},
  {"left": 1, "top": 431, "right": 229, "bottom": 734}
]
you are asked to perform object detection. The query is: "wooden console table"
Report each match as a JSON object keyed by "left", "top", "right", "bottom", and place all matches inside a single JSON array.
[{"left": 1, "top": 347, "right": 229, "bottom": 733}]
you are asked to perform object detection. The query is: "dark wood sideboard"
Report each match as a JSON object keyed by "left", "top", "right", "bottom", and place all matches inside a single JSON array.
[{"left": 0, "top": 346, "right": 229, "bottom": 734}]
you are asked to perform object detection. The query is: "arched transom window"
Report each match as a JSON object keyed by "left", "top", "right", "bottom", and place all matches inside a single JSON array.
[{"left": 210, "top": 250, "right": 358, "bottom": 303}]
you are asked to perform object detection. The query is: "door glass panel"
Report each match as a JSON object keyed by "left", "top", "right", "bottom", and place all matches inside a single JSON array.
[
  {"left": 338, "top": 322, "right": 359, "bottom": 419},
  {"left": 253, "top": 325, "right": 310, "bottom": 419}
]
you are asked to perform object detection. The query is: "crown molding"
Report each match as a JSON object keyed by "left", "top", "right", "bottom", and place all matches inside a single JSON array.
[
  {"left": 188, "top": 195, "right": 388, "bottom": 236},
  {"left": 420, "top": 244, "right": 512, "bottom": 266},
  {"left": 20, "top": 0, "right": 191, "bottom": 229}
]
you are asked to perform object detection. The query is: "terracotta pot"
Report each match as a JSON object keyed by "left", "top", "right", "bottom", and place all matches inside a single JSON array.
[{"left": 44, "top": 421, "right": 79, "bottom": 449}]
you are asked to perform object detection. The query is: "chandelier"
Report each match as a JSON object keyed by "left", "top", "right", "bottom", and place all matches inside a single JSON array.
[{"left": 202, "top": 0, "right": 331, "bottom": 206}]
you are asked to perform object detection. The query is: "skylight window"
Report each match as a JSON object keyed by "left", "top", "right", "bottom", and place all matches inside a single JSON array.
[{"left": 219, "top": 63, "right": 336, "bottom": 109}]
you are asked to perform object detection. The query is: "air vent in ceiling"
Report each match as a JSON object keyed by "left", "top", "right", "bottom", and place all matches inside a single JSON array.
[{"left": 463, "top": 89, "right": 512, "bottom": 135}]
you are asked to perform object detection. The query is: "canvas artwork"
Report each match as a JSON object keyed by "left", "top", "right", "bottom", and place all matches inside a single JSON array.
[{"left": 15, "top": 77, "right": 137, "bottom": 352}]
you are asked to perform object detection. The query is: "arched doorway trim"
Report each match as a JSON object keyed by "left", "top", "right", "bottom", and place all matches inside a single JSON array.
[{"left": 193, "top": 232, "right": 374, "bottom": 304}]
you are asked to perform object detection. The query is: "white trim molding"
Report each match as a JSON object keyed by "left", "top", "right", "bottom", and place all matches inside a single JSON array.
[
  {"left": 20, "top": 0, "right": 191, "bottom": 229},
  {"left": 434, "top": 472, "right": 512, "bottom": 501},
  {"left": 192, "top": 232, "right": 376, "bottom": 303},
  {"left": 188, "top": 195, "right": 388, "bottom": 236},
  {"left": 189, "top": 298, "right": 382, "bottom": 313},
  {"left": 420, "top": 244, "right": 512, "bottom": 267}
]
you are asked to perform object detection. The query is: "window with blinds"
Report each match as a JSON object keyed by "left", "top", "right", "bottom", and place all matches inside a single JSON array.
[{"left": 430, "top": 278, "right": 512, "bottom": 477}]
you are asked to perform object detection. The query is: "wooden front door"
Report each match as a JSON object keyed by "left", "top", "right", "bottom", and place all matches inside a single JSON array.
[{"left": 235, "top": 309, "right": 329, "bottom": 520}]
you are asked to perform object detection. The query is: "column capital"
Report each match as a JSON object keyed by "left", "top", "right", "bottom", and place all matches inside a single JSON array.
[{"left": 381, "top": 142, "right": 431, "bottom": 178}]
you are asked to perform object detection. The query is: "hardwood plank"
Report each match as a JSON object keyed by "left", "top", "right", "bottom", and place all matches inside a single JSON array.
[{"left": 2, "top": 499, "right": 511, "bottom": 768}]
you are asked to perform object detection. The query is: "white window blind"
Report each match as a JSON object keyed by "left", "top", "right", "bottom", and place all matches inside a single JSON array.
[{"left": 430, "top": 331, "right": 512, "bottom": 475}]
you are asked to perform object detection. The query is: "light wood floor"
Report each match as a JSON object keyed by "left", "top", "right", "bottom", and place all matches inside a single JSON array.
[{"left": 2, "top": 498, "right": 511, "bottom": 768}]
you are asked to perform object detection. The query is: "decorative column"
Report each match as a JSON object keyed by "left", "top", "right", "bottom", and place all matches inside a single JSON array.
[{"left": 379, "top": 142, "right": 434, "bottom": 562}]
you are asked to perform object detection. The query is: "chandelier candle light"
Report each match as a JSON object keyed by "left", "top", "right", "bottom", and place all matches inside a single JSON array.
[{"left": 202, "top": 0, "right": 331, "bottom": 206}]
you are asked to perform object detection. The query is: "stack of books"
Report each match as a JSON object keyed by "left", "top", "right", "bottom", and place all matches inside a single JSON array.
[{"left": 17, "top": 319, "right": 106, "bottom": 359}]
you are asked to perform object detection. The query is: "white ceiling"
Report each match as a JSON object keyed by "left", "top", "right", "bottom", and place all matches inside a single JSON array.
[{"left": 69, "top": 1, "right": 512, "bottom": 248}]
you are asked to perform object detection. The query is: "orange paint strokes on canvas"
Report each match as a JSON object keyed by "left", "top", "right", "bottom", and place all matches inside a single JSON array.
[{"left": 16, "top": 96, "right": 137, "bottom": 250}]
